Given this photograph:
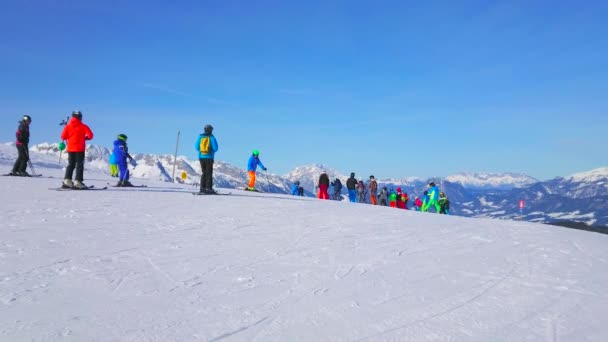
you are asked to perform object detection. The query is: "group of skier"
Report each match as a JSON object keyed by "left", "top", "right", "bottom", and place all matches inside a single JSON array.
[
  {"left": 8, "top": 114, "right": 449, "bottom": 213},
  {"left": 299, "top": 172, "right": 450, "bottom": 214}
]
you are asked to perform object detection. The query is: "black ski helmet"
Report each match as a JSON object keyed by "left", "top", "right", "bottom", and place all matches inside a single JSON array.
[
  {"left": 204, "top": 124, "right": 213, "bottom": 134},
  {"left": 350, "top": 172, "right": 355, "bottom": 178},
  {"left": 23, "top": 115, "right": 31, "bottom": 123},
  {"left": 72, "top": 110, "right": 82, "bottom": 119}
]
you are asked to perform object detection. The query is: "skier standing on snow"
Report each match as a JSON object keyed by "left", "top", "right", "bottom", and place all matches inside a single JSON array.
[
  {"left": 368, "top": 175, "right": 378, "bottom": 205},
  {"left": 291, "top": 181, "right": 300, "bottom": 195},
  {"left": 195, "top": 124, "right": 219, "bottom": 194},
  {"left": 357, "top": 180, "right": 367, "bottom": 203},
  {"left": 318, "top": 173, "right": 330, "bottom": 199},
  {"left": 438, "top": 191, "right": 450, "bottom": 215},
  {"left": 414, "top": 196, "right": 423, "bottom": 211},
  {"left": 331, "top": 177, "right": 343, "bottom": 200},
  {"left": 10, "top": 115, "right": 32, "bottom": 176},
  {"left": 60, "top": 111, "right": 94, "bottom": 189},
  {"left": 113, "top": 134, "right": 135, "bottom": 187},
  {"left": 401, "top": 191, "right": 409, "bottom": 209},
  {"left": 422, "top": 182, "right": 441, "bottom": 213},
  {"left": 246, "top": 150, "right": 266, "bottom": 191},
  {"left": 109, "top": 151, "right": 118, "bottom": 177},
  {"left": 389, "top": 188, "right": 397, "bottom": 208},
  {"left": 421, "top": 190, "right": 430, "bottom": 212},
  {"left": 346, "top": 172, "right": 357, "bottom": 202},
  {"left": 378, "top": 186, "right": 388, "bottom": 206}
]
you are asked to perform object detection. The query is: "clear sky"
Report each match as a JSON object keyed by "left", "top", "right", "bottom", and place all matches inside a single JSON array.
[{"left": 1, "top": 0, "right": 606, "bottom": 180}]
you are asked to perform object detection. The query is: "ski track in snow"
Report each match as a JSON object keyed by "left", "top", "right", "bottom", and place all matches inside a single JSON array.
[{"left": 1, "top": 166, "right": 608, "bottom": 341}]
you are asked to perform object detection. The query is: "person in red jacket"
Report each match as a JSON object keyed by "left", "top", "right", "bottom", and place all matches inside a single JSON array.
[{"left": 60, "top": 111, "right": 94, "bottom": 189}]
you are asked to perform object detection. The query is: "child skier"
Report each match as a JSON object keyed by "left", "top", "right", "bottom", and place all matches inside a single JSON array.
[
  {"left": 109, "top": 151, "right": 118, "bottom": 177},
  {"left": 421, "top": 191, "right": 429, "bottom": 211},
  {"left": 401, "top": 191, "right": 409, "bottom": 209},
  {"left": 291, "top": 181, "right": 300, "bottom": 195},
  {"left": 113, "top": 134, "right": 135, "bottom": 187},
  {"left": 246, "top": 150, "right": 267, "bottom": 191},
  {"left": 414, "top": 196, "right": 423, "bottom": 211},
  {"left": 389, "top": 188, "right": 397, "bottom": 208},
  {"left": 439, "top": 192, "right": 450, "bottom": 215}
]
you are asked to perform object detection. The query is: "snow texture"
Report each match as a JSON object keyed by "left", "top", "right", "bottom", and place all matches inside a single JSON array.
[{"left": 1, "top": 161, "right": 608, "bottom": 341}]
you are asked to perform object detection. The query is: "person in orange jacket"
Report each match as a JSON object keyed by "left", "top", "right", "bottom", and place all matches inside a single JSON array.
[{"left": 60, "top": 111, "right": 94, "bottom": 189}]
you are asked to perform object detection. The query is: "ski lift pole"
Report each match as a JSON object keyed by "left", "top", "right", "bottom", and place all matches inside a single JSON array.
[{"left": 171, "top": 131, "right": 180, "bottom": 182}]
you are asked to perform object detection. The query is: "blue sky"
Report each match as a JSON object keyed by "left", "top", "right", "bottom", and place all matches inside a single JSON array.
[{"left": 1, "top": 0, "right": 606, "bottom": 180}]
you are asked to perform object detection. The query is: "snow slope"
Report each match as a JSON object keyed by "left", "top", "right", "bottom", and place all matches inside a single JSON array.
[{"left": 1, "top": 165, "right": 608, "bottom": 341}]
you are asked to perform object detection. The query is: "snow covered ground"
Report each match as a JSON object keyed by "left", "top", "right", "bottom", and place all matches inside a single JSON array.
[{"left": 1, "top": 163, "right": 608, "bottom": 341}]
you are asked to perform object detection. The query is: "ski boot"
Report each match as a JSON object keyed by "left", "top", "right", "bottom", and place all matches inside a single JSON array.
[
  {"left": 62, "top": 179, "right": 74, "bottom": 189},
  {"left": 73, "top": 180, "right": 87, "bottom": 189}
]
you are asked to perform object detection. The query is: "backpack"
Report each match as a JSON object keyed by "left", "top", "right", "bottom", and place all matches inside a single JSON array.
[{"left": 200, "top": 135, "right": 211, "bottom": 154}]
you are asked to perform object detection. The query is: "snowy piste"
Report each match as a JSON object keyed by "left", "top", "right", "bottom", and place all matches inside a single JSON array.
[{"left": 1, "top": 168, "right": 608, "bottom": 341}]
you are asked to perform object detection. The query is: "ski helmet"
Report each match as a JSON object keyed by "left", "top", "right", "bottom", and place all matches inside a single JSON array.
[
  {"left": 397, "top": 187, "right": 401, "bottom": 192},
  {"left": 429, "top": 182, "right": 436, "bottom": 187},
  {"left": 204, "top": 124, "right": 213, "bottom": 134},
  {"left": 58, "top": 141, "right": 66, "bottom": 151},
  {"left": 117, "top": 134, "right": 128, "bottom": 141},
  {"left": 23, "top": 115, "right": 31, "bottom": 123},
  {"left": 72, "top": 110, "right": 82, "bottom": 119},
  {"left": 369, "top": 175, "right": 374, "bottom": 179},
  {"left": 252, "top": 149, "right": 259, "bottom": 156},
  {"left": 350, "top": 172, "right": 355, "bottom": 178}
]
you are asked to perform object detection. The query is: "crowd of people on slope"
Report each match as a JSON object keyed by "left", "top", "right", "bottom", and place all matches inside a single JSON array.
[
  {"left": 8, "top": 114, "right": 450, "bottom": 212},
  {"left": 290, "top": 172, "right": 450, "bottom": 214}
]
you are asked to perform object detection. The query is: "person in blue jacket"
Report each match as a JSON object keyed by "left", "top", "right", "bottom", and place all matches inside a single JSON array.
[
  {"left": 291, "top": 181, "right": 300, "bottom": 195},
  {"left": 246, "top": 150, "right": 266, "bottom": 191},
  {"left": 113, "top": 134, "right": 135, "bottom": 186},
  {"left": 194, "top": 124, "right": 219, "bottom": 194}
]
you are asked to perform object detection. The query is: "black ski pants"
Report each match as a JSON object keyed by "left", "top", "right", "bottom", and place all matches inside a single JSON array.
[
  {"left": 65, "top": 152, "right": 85, "bottom": 182},
  {"left": 199, "top": 158, "right": 214, "bottom": 191},
  {"left": 12, "top": 144, "right": 29, "bottom": 173}
]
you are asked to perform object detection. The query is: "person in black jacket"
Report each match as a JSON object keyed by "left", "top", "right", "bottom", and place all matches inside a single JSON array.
[
  {"left": 10, "top": 115, "right": 32, "bottom": 176},
  {"left": 331, "top": 178, "right": 343, "bottom": 200},
  {"left": 318, "top": 173, "right": 330, "bottom": 199},
  {"left": 346, "top": 172, "right": 357, "bottom": 202}
]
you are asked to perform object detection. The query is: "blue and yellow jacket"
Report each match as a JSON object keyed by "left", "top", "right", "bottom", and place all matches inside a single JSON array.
[{"left": 194, "top": 134, "right": 219, "bottom": 159}]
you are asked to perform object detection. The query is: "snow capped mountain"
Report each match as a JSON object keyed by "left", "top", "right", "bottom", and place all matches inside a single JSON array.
[
  {"left": 445, "top": 172, "right": 538, "bottom": 190},
  {"left": 284, "top": 164, "right": 346, "bottom": 194},
  {"left": 567, "top": 167, "right": 608, "bottom": 183}
]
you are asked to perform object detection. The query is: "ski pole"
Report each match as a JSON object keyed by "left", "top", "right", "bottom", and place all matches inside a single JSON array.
[
  {"left": 265, "top": 170, "right": 270, "bottom": 193},
  {"left": 24, "top": 147, "right": 37, "bottom": 176}
]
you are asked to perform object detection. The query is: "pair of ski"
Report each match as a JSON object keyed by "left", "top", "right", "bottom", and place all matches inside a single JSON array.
[
  {"left": 192, "top": 191, "right": 231, "bottom": 196},
  {"left": 50, "top": 185, "right": 108, "bottom": 191},
  {"left": 2, "top": 173, "right": 44, "bottom": 177}
]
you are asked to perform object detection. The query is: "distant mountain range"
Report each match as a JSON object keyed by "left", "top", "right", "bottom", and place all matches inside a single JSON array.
[{"left": 3, "top": 142, "right": 607, "bottom": 228}]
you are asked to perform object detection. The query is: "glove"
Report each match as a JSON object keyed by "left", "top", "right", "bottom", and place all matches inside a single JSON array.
[
  {"left": 129, "top": 158, "right": 137, "bottom": 167},
  {"left": 263, "top": 167, "right": 267, "bottom": 171}
]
